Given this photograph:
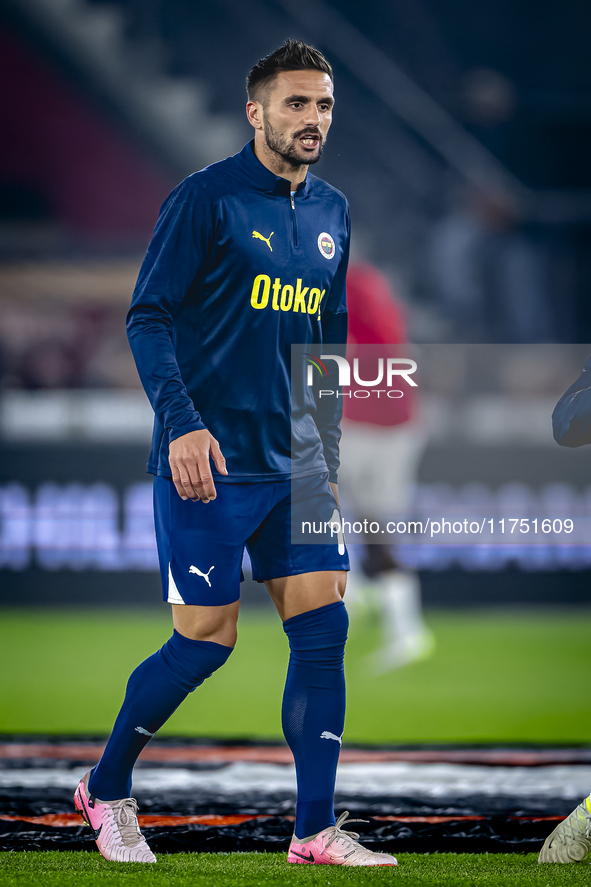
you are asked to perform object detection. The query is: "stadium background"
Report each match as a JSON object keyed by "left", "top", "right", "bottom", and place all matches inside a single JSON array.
[{"left": 1, "top": 0, "right": 591, "bottom": 870}]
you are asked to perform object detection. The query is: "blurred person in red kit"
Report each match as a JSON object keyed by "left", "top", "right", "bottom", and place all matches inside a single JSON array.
[{"left": 338, "top": 262, "right": 434, "bottom": 672}]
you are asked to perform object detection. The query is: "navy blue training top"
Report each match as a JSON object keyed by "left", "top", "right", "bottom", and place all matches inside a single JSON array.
[
  {"left": 127, "top": 141, "right": 350, "bottom": 482},
  {"left": 552, "top": 356, "right": 591, "bottom": 447}
]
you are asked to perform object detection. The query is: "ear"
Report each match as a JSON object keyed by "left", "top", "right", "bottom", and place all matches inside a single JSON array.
[{"left": 246, "top": 100, "right": 264, "bottom": 131}]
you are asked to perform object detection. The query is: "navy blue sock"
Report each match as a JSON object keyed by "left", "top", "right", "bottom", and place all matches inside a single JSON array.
[
  {"left": 281, "top": 600, "right": 348, "bottom": 840},
  {"left": 88, "top": 630, "right": 232, "bottom": 800}
]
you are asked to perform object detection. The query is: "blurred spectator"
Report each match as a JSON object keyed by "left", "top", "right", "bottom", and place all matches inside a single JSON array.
[
  {"left": 0, "top": 296, "right": 140, "bottom": 390},
  {"left": 429, "top": 186, "right": 551, "bottom": 342},
  {"left": 339, "top": 263, "right": 434, "bottom": 672},
  {"left": 17, "top": 338, "right": 80, "bottom": 389},
  {"left": 462, "top": 68, "right": 517, "bottom": 126}
]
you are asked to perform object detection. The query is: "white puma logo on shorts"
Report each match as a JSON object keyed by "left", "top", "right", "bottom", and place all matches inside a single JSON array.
[
  {"left": 320, "top": 730, "right": 343, "bottom": 746},
  {"left": 189, "top": 565, "right": 215, "bottom": 587},
  {"left": 135, "top": 726, "right": 154, "bottom": 737}
]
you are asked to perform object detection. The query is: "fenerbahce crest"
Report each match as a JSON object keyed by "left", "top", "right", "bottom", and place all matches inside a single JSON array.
[{"left": 318, "top": 232, "right": 336, "bottom": 259}]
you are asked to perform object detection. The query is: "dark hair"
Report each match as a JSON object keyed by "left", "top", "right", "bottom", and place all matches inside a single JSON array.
[{"left": 246, "top": 39, "right": 333, "bottom": 102}]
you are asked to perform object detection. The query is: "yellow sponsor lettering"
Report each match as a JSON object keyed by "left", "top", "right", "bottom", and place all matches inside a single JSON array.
[
  {"left": 293, "top": 279, "right": 309, "bottom": 313},
  {"left": 250, "top": 274, "right": 326, "bottom": 315},
  {"left": 307, "top": 288, "right": 325, "bottom": 314},
  {"left": 272, "top": 277, "right": 281, "bottom": 310},
  {"left": 251, "top": 274, "right": 271, "bottom": 309},
  {"left": 280, "top": 284, "right": 294, "bottom": 311}
]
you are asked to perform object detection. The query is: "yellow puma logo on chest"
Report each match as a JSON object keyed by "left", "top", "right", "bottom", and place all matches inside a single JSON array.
[{"left": 252, "top": 230, "right": 274, "bottom": 251}]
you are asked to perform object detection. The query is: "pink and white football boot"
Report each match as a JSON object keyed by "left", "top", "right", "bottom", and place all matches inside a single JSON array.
[
  {"left": 287, "top": 811, "right": 398, "bottom": 867},
  {"left": 74, "top": 771, "right": 156, "bottom": 863}
]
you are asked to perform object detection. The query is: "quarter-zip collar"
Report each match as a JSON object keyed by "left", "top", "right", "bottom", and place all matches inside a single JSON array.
[{"left": 233, "top": 141, "right": 310, "bottom": 198}]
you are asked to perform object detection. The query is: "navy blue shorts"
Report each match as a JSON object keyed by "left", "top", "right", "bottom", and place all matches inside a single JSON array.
[{"left": 153, "top": 472, "right": 350, "bottom": 606}]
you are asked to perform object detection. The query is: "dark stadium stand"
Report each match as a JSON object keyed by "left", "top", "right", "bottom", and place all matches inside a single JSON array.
[{"left": 2, "top": 0, "right": 591, "bottom": 340}]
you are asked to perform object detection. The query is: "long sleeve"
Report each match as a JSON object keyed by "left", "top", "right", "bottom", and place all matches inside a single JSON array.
[
  {"left": 552, "top": 357, "right": 591, "bottom": 447},
  {"left": 315, "top": 210, "right": 350, "bottom": 482},
  {"left": 127, "top": 178, "right": 212, "bottom": 443}
]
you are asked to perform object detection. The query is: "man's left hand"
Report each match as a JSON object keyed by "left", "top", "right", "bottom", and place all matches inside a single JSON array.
[{"left": 329, "top": 481, "right": 340, "bottom": 509}]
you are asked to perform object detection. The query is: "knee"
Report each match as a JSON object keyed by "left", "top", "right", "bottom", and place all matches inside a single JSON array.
[
  {"left": 283, "top": 600, "right": 348, "bottom": 666},
  {"left": 159, "top": 630, "right": 234, "bottom": 694},
  {"left": 173, "top": 601, "right": 239, "bottom": 647},
  {"left": 320, "top": 598, "right": 349, "bottom": 642}
]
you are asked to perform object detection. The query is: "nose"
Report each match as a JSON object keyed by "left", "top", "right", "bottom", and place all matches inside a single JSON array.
[{"left": 303, "top": 104, "right": 322, "bottom": 127}]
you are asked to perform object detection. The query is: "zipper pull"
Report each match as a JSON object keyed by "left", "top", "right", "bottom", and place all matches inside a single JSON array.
[{"left": 290, "top": 194, "right": 295, "bottom": 210}]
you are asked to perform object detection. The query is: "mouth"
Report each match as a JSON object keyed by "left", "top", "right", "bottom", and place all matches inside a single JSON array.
[{"left": 297, "top": 132, "right": 321, "bottom": 151}]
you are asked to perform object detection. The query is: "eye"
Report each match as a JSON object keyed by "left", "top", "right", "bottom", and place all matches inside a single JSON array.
[
  {"left": 319, "top": 103, "right": 332, "bottom": 112},
  {"left": 290, "top": 102, "right": 304, "bottom": 110}
]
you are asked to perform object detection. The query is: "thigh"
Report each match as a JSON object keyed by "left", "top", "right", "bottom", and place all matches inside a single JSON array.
[
  {"left": 265, "top": 570, "right": 346, "bottom": 622},
  {"left": 247, "top": 473, "right": 350, "bottom": 617},
  {"left": 153, "top": 477, "right": 270, "bottom": 607}
]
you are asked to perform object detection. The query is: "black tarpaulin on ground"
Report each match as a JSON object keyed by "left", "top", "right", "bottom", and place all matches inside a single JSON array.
[
  {"left": 0, "top": 786, "right": 580, "bottom": 819},
  {"left": 0, "top": 814, "right": 557, "bottom": 854},
  {"left": 1, "top": 737, "right": 586, "bottom": 854}
]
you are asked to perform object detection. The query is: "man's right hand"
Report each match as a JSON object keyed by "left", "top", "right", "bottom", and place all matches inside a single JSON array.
[{"left": 168, "top": 429, "right": 227, "bottom": 503}]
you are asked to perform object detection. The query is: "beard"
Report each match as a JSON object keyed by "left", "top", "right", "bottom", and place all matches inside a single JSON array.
[{"left": 263, "top": 118, "right": 325, "bottom": 166}]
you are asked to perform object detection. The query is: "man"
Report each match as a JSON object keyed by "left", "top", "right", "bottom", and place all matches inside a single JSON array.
[
  {"left": 73, "top": 40, "right": 397, "bottom": 868},
  {"left": 552, "top": 357, "right": 591, "bottom": 449},
  {"left": 536, "top": 359, "right": 591, "bottom": 864},
  {"left": 339, "top": 262, "right": 433, "bottom": 673}
]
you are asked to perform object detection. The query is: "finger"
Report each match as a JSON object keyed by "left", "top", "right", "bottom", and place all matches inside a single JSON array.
[
  {"left": 183, "top": 460, "right": 202, "bottom": 499},
  {"left": 194, "top": 453, "right": 217, "bottom": 502},
  {"left": 179, "top": 472, "right": 200, "bottom": 500},
  {"left": 210, "top": 438, "right": 228, "bottom": 475},
  {"left": 171, "top": 473, "right": 188, "bottom": 501},
  {"left": 170, "top": 452, "right": 196, "bottom": 501}
]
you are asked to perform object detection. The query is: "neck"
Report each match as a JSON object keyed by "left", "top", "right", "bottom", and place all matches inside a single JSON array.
[{"left": 254, "top": 137, "right": 308, "bottom": 188}]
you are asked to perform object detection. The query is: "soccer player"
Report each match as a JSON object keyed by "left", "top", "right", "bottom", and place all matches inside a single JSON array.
[
  {"left": 339, "top": 262, "right": 433, "bottom": 672},
  {"left": 537, "top": 359, "right": 591, "bottom": 864},
  {"left": 73, "top": 40, "right": 397, "bottom": 868}
]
